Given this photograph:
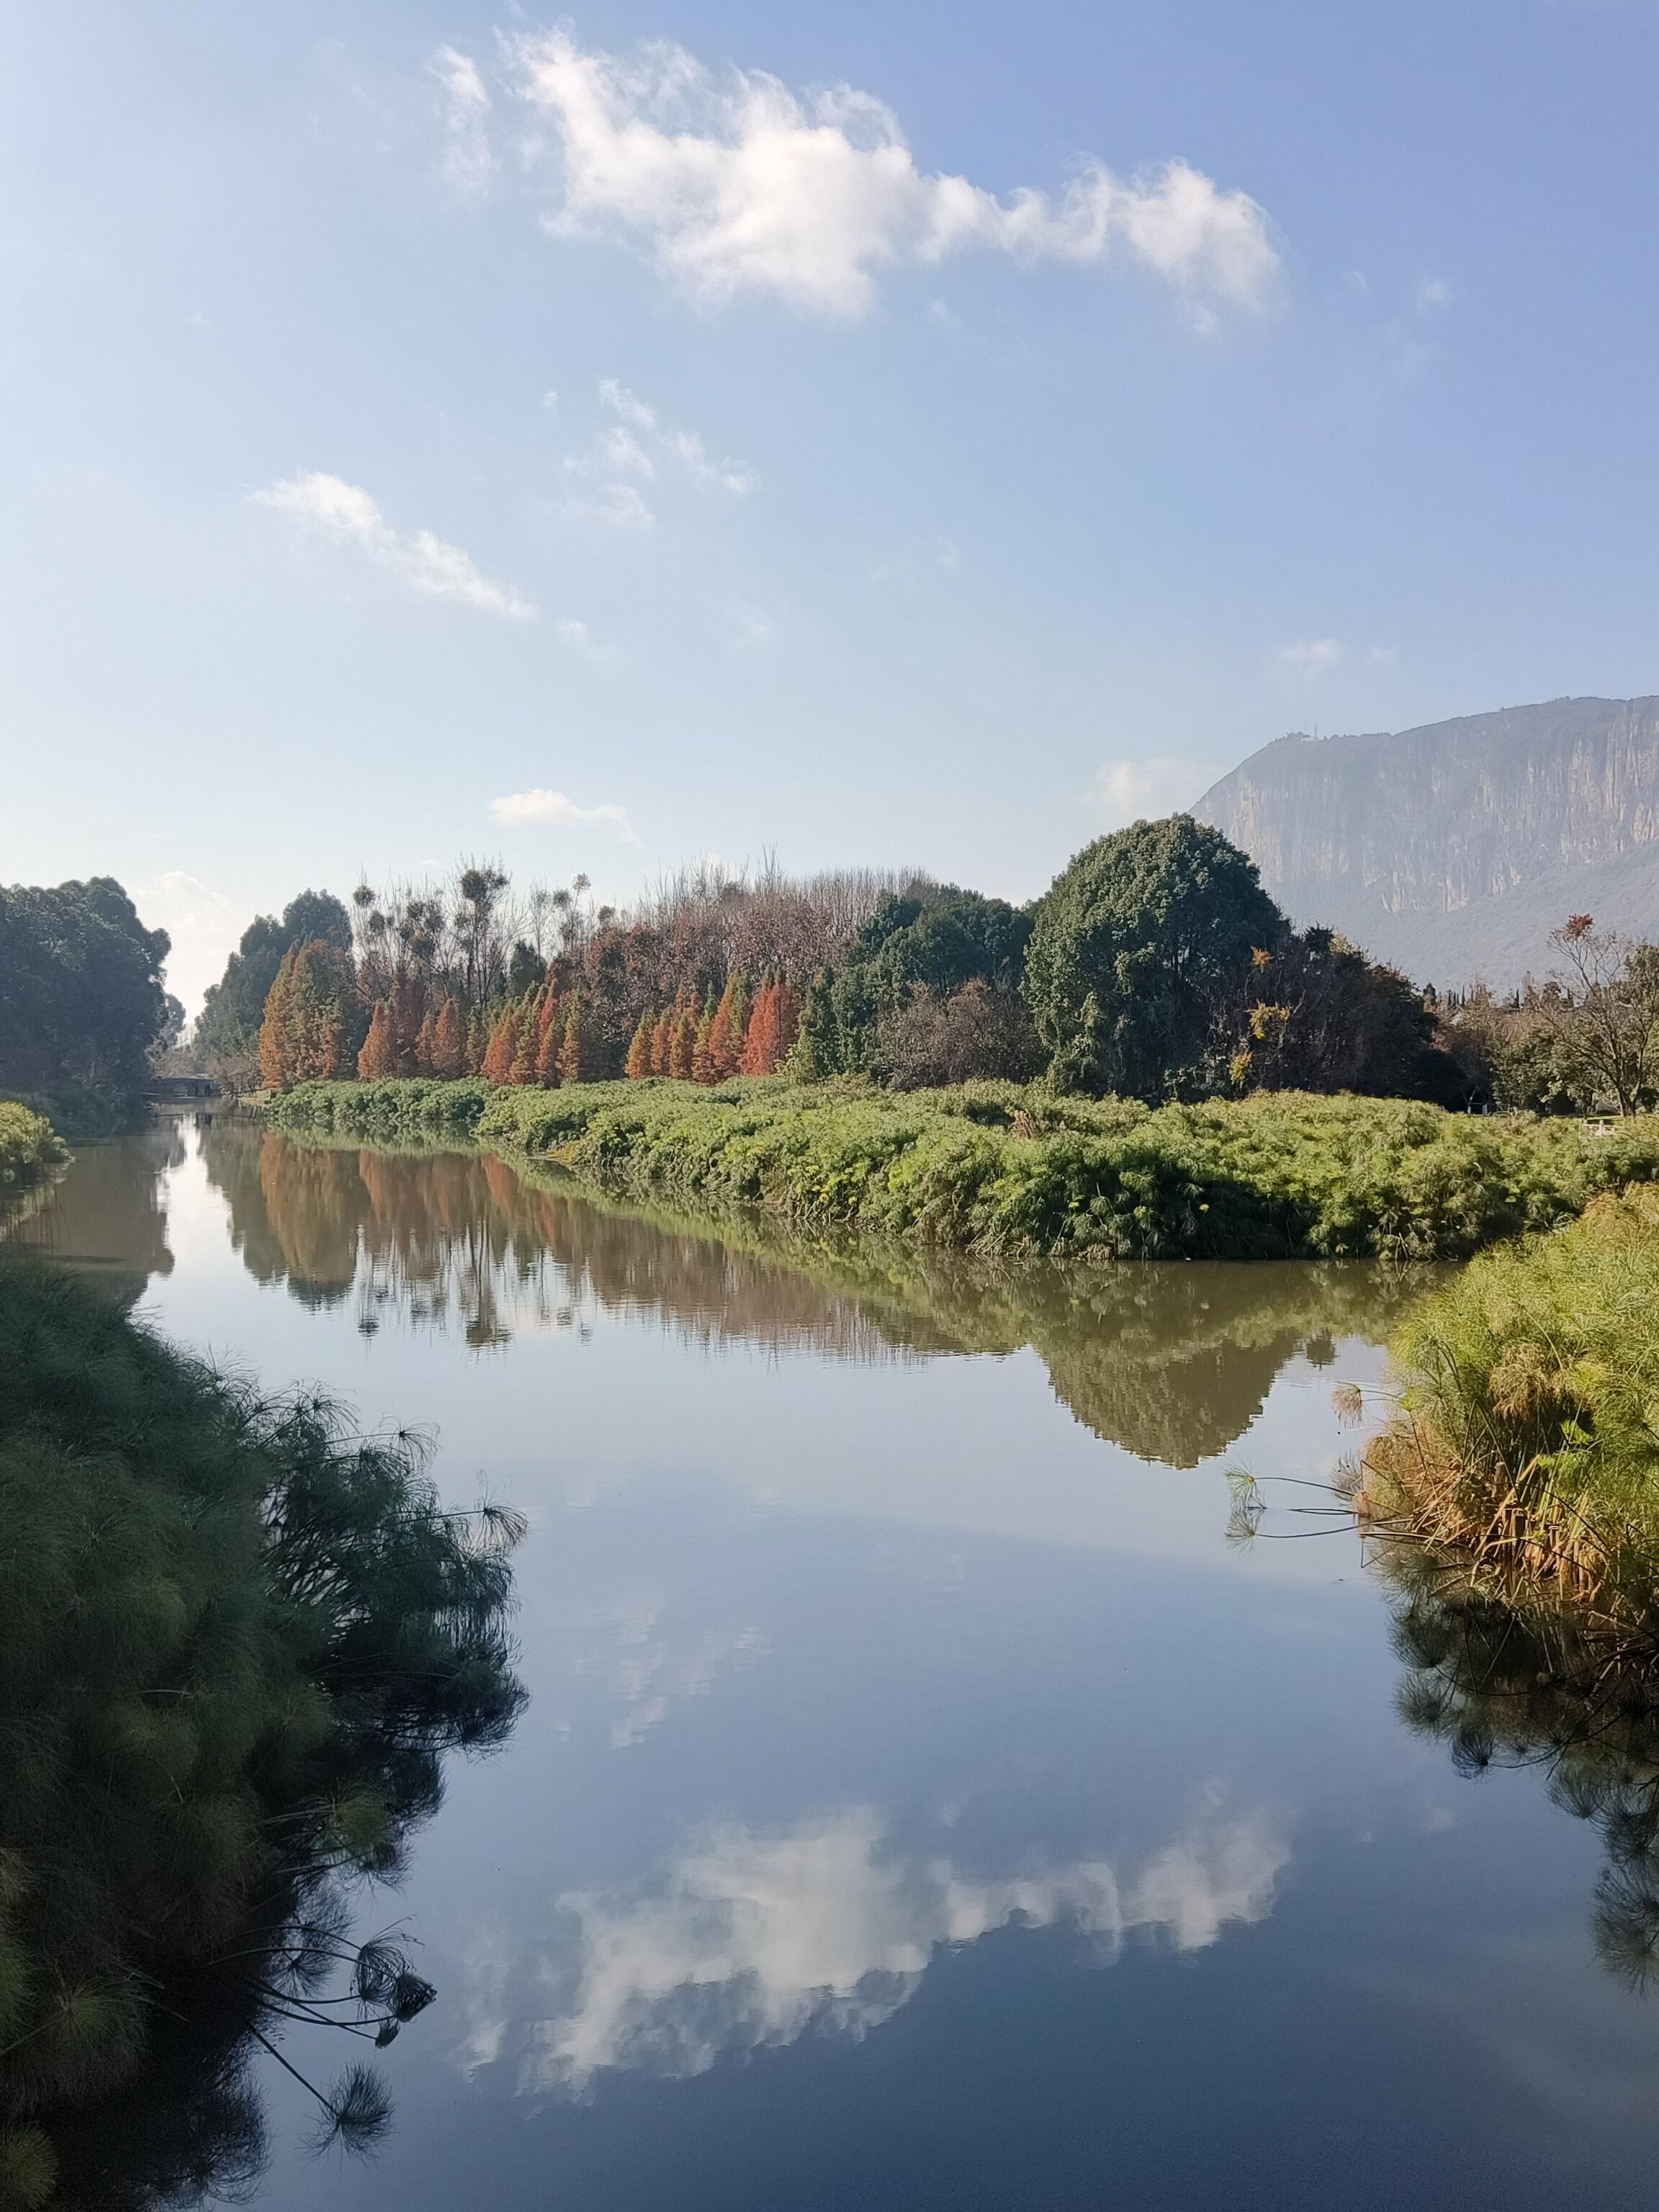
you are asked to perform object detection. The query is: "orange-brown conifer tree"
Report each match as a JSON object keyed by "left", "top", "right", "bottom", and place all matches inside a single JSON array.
[
  {"left": 482, "top": 1008, "right": 518, "bottom": 1085},
  {"left": 626, "top": 1009, "right": 654, "bottom": 1079},
  {"left": 432, "top": 997, "right": 465, "bottom": 1079},
  {"left": 358, "top": 999, "right": 395, "bottom": 1081},
  {"left": 258, "top": 953, "right": 297, "bottom": 1091}
]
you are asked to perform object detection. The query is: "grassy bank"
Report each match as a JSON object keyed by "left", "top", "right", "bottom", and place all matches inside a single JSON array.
[
  {"left": 262, "top": 1076, "right": 1659, "bottom": 1262},
  {"left": 1358, "top": 1184, "right": 1659, "bottom": 1601},
  {"left": 0, "top": 1102, "right": 67, "bottom": 1194},
  {"left": 0, "top": 1261, "right": 524, "bottom": 2203}
]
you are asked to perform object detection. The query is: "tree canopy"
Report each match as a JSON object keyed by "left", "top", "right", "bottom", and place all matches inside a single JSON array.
[
  {"left": 195, "top": 891, "right": 351, "bottom": 1077},
  {"left": 0, "top": 879, "right": 171, "bottom": 1123},
  {"left": 1024, "top": 818, "right": 1284, "bottom": 1098}
]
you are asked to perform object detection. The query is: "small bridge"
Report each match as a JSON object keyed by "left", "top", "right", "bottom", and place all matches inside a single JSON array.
[{"left": 145, "top": 1076, "right": 221, "bottom": 1105}]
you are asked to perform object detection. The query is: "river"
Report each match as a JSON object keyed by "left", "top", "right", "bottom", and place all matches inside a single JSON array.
[{"left": 15, "top": 1116, "right": 1659, "bottom": 2210}]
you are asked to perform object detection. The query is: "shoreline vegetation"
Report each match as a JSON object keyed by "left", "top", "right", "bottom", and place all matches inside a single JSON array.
[
  {"left": 0, "top": 1262, "right": 526, "bottom": 2207},
  {"left": 1357, "top": 1184, "right": 1659, "bottom": 1609},
  {"left": 259, "top": 1075, "right": 1659, "bottom": 1263},
  {"left": 0, "top": 1103, "right": 67, "bottom": 1197}
]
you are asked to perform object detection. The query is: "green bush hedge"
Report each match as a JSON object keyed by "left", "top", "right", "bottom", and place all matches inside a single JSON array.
[
  {"left": 264, "top": 1076, "right": 1659, "bottom": 1261},
  {"left": 0, "top": 1102, "right": 68, "bottom": 1192}
]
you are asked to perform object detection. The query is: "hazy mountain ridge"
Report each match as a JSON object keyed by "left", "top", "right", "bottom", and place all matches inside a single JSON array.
[{"left": 1192, "top": 696, "right": 1659, "bottom": 988}]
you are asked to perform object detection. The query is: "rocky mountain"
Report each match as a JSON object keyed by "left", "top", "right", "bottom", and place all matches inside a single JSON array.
[{"left": 1192, "top": 696, "right": 1659, "bottom": 989}]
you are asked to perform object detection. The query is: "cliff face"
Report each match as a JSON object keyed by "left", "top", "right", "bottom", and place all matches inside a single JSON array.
[{"left": 1192, "top": 696, "right": 1659, "bottom": 987}]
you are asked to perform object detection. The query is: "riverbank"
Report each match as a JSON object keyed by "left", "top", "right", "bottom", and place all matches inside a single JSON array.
[
  {"left": 1357, "top": 1183, "right": 1659, "bottom": 1604},
  {"left": 258, "top": 1076, "right": 1659, "bottom": 1262},
  {"left": 0, "top": 1260, "right": 525, "bottom": 2202}
]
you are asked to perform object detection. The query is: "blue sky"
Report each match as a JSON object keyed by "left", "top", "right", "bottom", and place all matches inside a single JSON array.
[{"left": 6, "top": 0, "right": 1659, "bottom": 1010}]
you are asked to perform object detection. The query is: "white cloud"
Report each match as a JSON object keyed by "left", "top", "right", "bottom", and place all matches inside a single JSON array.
[
  {"left": 727, "top": 602, "right": 775, "bottom": 650},
  {"left": 490, "top": 786, "right": 634, "bottom": 837},
  {"left": 431, "top": 45, "right": 495, "bottom": 204},
  {"left": 598, "top": 378, "right": 657, "bottom": 430},
  {"left": 562, "top": 381, "right": 753, "bottom": 529},
  {"left": 507, "top": 32, "right": 1281, "bottom": 320},
  {"left": 596, "top": 424, "right": 657, "bottom": 478},
  {"left": 554, "top": 616, "right": 619, "bottom": 662},
  {"left": 141, "top": 872, "right": 254, "bottom": 1022},
  {"left": 1090, "top": 755, "right": 1213, "bottom": 829},
  {"left": 562, "top": 480, "right": 655, "bottom": 530},
  {"left": 257, "top": 472, "right": 536, "bottom": 619},
  {"left": 1271, "top": 637, "right": 1346, "bottom": 679},
  {"left": 523, "top": 1802, "right": 1287, "bottom": 2090},
  {"left": 1364, "top": 643, "right": 1398, "bottom": 668},
  {"left": 1414, "top": 274, "right": 1452, "bottom": 314}
]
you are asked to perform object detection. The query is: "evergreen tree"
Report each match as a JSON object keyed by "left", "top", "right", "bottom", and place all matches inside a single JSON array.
[
  {"left": 258, "top": 953, "right": 297, "bottom": 1092},
  {"left": 626, "top": 1009, "right": 654, "bottom": 1079},
  {"left": 670, "top": 999, "right": 697, "bottom": 1080},
  {"left": 792, "top": 968, "right": 836, "bottom": 1079},
  {"left": 691, "top": 993, "right": 717, "bottom": 1084},
  {"left": 287, "top": 941, "right": 358, "bottom": 1081},
  {"left": 464, "top": 1009, "right": 488, "bottom": 1076},
  {"left": 557, "top": 997, "right": 587, "bottom": 1085},
  {"left": 508, "top": 999, "right": 539, "bottom": 1086},
  {"left": 358, "top": 1000, "right": 395, "bottom": 1082}
]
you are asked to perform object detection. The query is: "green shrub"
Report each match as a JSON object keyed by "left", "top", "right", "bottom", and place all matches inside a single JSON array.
[
  {"left": 0, "top": 1103, "right": 66, "bottom": 1193},
  {"left": 269, "top": 1076, "right": 1659, "bottom": 1263},
  {"left": 0, "top": 1260, "right": 523, "bottom": 2169},
  {"left": 263, "top": 1076, "right": 493, "bottom": 1141},
  {"left": 1361, "top": 1184, "right": 1659, "bottom": 1597}
]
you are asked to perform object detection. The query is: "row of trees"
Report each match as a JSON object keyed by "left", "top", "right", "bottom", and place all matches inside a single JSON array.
[
  {"left": 0, "top": 878, "right": 177, "bottom": 1128},
  {"left": 228, "top": 821, "right": 1659, "bottom": 1110}
]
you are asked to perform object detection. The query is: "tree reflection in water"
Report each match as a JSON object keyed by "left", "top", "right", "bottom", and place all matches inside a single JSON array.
[
  {"left": 203, "top": 1120, "right": 1432, "bottom": 1466},
  {"left": 1380, "top": 1545, "right": 1659, "bottom": 1990}
]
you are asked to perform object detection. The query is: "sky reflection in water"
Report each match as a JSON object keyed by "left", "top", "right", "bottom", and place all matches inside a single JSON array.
[{"left": 22, "top": 1121, "right": 1659, "bottom": 2212}]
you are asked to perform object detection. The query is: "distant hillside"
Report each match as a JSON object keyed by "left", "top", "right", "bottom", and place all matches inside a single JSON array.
[{"left": 1192, "top": 696, "right": 1659, "bottom": 989}]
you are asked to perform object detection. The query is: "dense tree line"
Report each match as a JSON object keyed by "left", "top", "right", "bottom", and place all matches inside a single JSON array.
[
  {"left": 225, "top": 819, "right": 1659, "bottom": 1107},
  {"left": 236, "top": 859, "right": 899, "bottom": 1093},
  {"left": 0, "top": 879, "right": 176, "bottom": 1128}
]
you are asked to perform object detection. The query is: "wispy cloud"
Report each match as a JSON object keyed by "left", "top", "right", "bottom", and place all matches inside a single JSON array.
[
  {"left": 726, "top": 602, "right": 775, "bottom": 651},
  {"left": 560, "top": 480, "right": 655, "bottom": 531},
  {"left": 256, "top": 472, "right": 536, "bottom": 619},
  {"left": 1271, "top": 637, "right": 1346, "bottom": 679},
  {"left": 562, "top": 380, "right": 755, "bottom": 529},
  {"left": 431, "top": 45, "right": 495, "bottom": 204},
  {"left": 478, "top": 32, "right": 1280, "bottom": 321},
  {"left": 1090, "top": 756, "right": 1214, "bottom": 829},
  {"left": 490, "top": 786, "right": 634, "bottom": 836},
  {"left": 555, "top": 616, "right": 619, "bottom": 662}
]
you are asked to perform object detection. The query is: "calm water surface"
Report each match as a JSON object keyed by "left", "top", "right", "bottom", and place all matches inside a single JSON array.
[{"left": 18, "top": 1118, "right": 1659, "bottom": 2210}]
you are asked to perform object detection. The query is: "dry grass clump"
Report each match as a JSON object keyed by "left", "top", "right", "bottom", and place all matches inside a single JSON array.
[{"left": 1358, "top": 1184, "right": 1659, "bottom": 1601}]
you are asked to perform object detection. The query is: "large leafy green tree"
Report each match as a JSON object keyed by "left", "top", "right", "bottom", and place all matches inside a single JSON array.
[
  {"left": 194, "top": 891, "right": 351, "bottom": 1079},
  {"left": 1024, "top": 817, "right": 1285, "bottom": 1098},
  {"left": 0, "top": 879, "right": 172, "bottom": 1120},
  {"left": 800, "top": 886, "right": 1033, "bottom": 1076}
]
